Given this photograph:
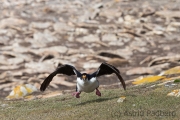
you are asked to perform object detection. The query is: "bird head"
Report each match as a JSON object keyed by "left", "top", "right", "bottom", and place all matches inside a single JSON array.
[{"left": 81, "top": 73, "right": 88, "bottom": 81}]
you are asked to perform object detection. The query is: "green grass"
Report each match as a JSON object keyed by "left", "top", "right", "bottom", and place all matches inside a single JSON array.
[{"left": 1, "top": 83, "right": 180, "bottom": 120}]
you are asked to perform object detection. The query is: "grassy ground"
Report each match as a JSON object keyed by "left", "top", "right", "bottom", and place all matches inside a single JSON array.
[{"left": 0, "top": 82, "right": 180, "bottom": 120}]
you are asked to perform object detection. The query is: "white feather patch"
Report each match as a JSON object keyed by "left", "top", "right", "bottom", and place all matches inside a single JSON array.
[
  {"left": 73, "top": 69, "right": 77, "bottom": 75},
  {"left": 77, "top": 77, "right": 99, "bottom": 93}
]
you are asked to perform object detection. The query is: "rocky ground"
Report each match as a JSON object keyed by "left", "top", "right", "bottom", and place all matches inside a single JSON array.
[{"left": 0, "top": 0, "right": 180, "bottom": 98}]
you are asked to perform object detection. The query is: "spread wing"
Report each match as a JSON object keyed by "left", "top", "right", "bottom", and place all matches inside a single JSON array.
[
  {"left": 40, "top": 64, "right": 81, "bottom": 91},
  {"left": 91, "top": 62, "right": 126, "bottom": 90}
]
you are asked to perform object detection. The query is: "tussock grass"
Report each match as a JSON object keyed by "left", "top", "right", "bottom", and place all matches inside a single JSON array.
[{"left": 1, "top": 82, "right": 180, "bottom": 120}]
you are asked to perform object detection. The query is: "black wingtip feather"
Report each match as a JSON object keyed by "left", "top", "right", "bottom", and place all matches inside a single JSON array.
[
  {"left": 118, "top": 74, "right": 126, "bottom": 90},
  {"left": 40, "top": 73, "right": 56, "bottom": 91},
  {"left": 103, "top": 62, "right": 120, "bottom": 73},
  {"left": 96, "top": 62, "right": 126, "bottom": 90},
  {"left": 40, "top": 64, "right": 78, "bottom": 91}
]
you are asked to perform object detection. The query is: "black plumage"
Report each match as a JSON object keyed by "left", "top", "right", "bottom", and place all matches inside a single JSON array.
[
  {"left": 91, "top": 62, "right": 126, "bottom": 90},
  {"left": 40, "top": 64, "right": 80, "bottom": 91},
  {"left": 40, "top": 62, "right": 126, "bottom": 98}
]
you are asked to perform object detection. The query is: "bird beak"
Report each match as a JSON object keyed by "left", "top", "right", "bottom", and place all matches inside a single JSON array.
[{"left": 82, "top": 75, "right": 86, "bottom": 81}]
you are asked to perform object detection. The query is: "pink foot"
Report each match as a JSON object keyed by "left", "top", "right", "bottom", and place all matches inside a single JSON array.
[
  {"left": 72, "top": 92, "right": 81, "bottom": 98},
  {"left": 96, "top": 88, "right": 101, "bottom": 97}
]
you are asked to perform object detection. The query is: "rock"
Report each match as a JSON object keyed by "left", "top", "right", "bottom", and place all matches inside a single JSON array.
[
  {"left": 169, "top": 22, "right": 180, "bottom": 27},
  {"left": 83, "top": 62, "right": 101, "bottom": 69},
  {"left": 117, "top": 96, "right": 126, "bottom": 103},
  {"left": 130, "top": 38, "right": 147, "bottom": 47},
  {"left": 73, "top": 1, "right": 85, "bottom": 7},
  {"left": 87, "top": 54, "right": 110, "bottom": 61},
  {"left": 0, "top": 71, "right": 12, "bottom": 80},
  {"left": 0, "top": 82, "right": 17, "bottom": 90},
  {"left": 108, "top": 41, "right": 124, "bottom": 46},
  {"left": 115, "top": 48, "right": 133, "bottom": 59},
  {"left": 97, "top": 50, "right": 124, "bottom": 59},
  {"left": 53, "top": 22, "right": 74, "bottom": 33},
  {"left": 6, "top": 84, "right": 38, "bottom": 100},
  {"left": 30, "top": 22, "right": 52, "bottom": 29},
  {"left": 32, "top": 30, "right": 58, "bottom": 48},
  {"left": 166, "top": 22, "right": 180, "bottom": 32},
  {"left": 38, "top": 73, "right": 48, "bottom": 79},
  {"left": 12, "top": 71, "right": 24, "bottom": 77},
  {"left": 124, "top": 15, "right": 135, "bottom": 22},
  {"left": 156, "top": 10, "right": 180, "bottom": 18},
  {"left": 7, "top": 57, "right": 24, "bottom": 65},
  {"left": 25, "top": 60, "right": 55, "bottom": 73},
  {"left": 28, "top": 77, "right": 41, "bottom": 82},
  {"left": 96, "top": 41, "right": 109, "bottom": 47},
  {"left": 75, "top": 28, "right": 89, "bottom": 35},
  {"left": 0, "top": 17, "right": 27, "bottom": 28},
  {"left": 126, "top": 63, "right": 170, "bottom": 75},
  {"left": 0, "top": 36, "right": 10, "bottom": 45},
  {"left": 76, "top": 34, "right": 100, "bottom": 43},
  {"left": 67, "top": 49, "right": 81, "bottom": 55},
  {"left": 108, "top": 58, "right": 129, "bottom": 67},
  {"left": 152, "top": 30, "right": 164, "bottom": 35},
  {"left": 140, "top": 56, "right": 156, "bottom": 65},
  {"left": 0, "top": 65, "right": 21, "bottom": 70},
  {"left": 40, "top": 91, "right": 63, "bottom": 99},
  {"left": 0, "top": 56, "right": 8, "bottom": 65},
  {"left": 133, "top": 76, "right": 166, "bottom": 85},
  {"left": 166, "top": 25, "right": 177, "bottom": 32},
  {"left": 49, "top": 83, "right": 59, "bottom": 89},
  {"left": 51, "top": 76, "right": 76, "bottom": 87},
  {"left": 160, "top": 66, "right": 180, "bottom": 76},
  {"left": 10, "top": 46, "right": 30, "bottom": 53},
  {"left": 2, "top": 51, "right": 31, "bottom": 62},
  {"left": 0, "top": 29, "right": 8, "bottom": 35},
  {"left": 89, "top": 9, "right": 100, "bottom": 20},
  {"left": 102, "top": 33, "right": 117, "bottom": 41},
  {"left": 167, "top": 89, "right": 180, "bottom": 97},
  {"left": 35, "top": 46, "right": 68, "bottom": 57},
  {"left": 148, "top": 55, "right": 180, "bottom": 66},
  {"left": 117, "top": 17, "right": 124, "bottom": 23},
  {"left": 97, "top": 48, "right": 133, "bottom": 60},
  {"left": 99, "top": 9, "right": 121, "bottom": 20}
]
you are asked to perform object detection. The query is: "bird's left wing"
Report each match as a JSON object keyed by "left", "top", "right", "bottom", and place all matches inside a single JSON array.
[
  {"left": 91, "top": 62, "right": 126, "bottom": 90},
  {"left": 40, "top": 64, "right": 81, "bottom": 91}
]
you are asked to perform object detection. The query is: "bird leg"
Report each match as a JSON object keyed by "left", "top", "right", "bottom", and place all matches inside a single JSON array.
[
  {"left": 72, "top": 92, "right": 81, "bottom": 98},
  {"left": 96, "top": 88, "right": 101, "bottom": 97}
]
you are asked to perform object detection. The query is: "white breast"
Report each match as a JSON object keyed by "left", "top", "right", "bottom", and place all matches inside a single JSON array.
[{"left": 77, "top": 77, "right": 99, "bottom": 93}]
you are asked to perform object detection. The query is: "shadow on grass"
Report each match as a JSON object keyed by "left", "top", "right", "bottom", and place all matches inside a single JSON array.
[{"left": 76, "top": 96, "right": 118, "bottom": 106}]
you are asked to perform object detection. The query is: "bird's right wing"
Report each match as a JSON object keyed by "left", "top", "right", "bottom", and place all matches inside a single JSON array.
[
  {"left": 91, "top": 62, "right": 126, "bottom": 90},
  {"left": 40, "top": 64, "right": 80, "bottom": 91}
]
